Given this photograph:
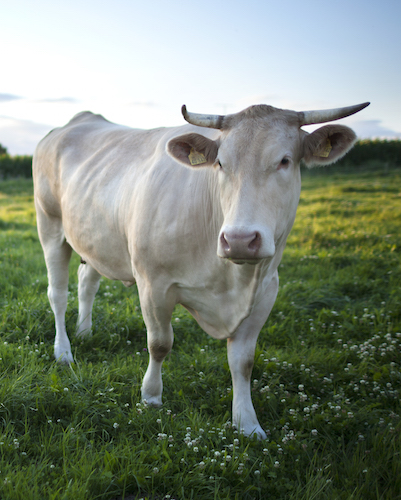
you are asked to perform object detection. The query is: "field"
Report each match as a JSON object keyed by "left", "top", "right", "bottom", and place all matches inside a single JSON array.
[{"left": 0, "top": 166, "right": 400, "bottom": 499}]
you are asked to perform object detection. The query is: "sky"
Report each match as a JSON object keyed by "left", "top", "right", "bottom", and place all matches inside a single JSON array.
[{"left": 1, "top": 0, "right": 400, "bottom": 155}]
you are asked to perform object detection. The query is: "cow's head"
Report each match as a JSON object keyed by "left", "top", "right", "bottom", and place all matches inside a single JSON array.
[{"left": 167, "top": 102, "right": 369, "bottom": 264}]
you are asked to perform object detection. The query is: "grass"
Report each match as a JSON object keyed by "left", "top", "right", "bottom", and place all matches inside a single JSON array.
[{"left": 0, "top": 167, "right": 400, "bottom": 499}]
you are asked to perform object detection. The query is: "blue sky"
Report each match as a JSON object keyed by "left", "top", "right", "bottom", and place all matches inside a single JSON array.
[{"left": 1, "top": 0, "right": 400, "bottom": 154}]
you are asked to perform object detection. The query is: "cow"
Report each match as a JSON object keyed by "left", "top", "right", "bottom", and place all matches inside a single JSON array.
[{"left": 33, "top": 101, "right": 369, "bottom": 439}]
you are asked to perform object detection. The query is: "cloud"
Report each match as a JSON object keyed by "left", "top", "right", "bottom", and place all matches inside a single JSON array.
[
  {"left": 351, "top": 120, "right": 401, "bottom": 139},
  {"left": 0, "top": 93, "right": 23, "bottom": 103},
  {"left": 0, "top": 116, "right": 53, "bottom": 155},
  {"left": 33, "top": 97, "right": 80, "bottom": 104}
]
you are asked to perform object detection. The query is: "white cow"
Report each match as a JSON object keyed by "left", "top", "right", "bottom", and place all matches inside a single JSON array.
[{"left": 33, "top": 101, "right": 369, "bottom": 438}]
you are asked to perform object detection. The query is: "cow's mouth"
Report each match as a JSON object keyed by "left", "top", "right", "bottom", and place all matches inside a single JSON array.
[{"left": 228, "top": 257, "right": 261, "bottom": 266}]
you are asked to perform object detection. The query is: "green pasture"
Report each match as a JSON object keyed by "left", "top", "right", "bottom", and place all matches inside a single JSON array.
[{"left": 0, "top": 167, "right": 400, "bottom": 499}]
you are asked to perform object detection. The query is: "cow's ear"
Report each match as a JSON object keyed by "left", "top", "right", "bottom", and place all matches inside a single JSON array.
[
  {"left": 167, "top": 133, "right": 218, "bottom": 167},
  {"left": 302, "top": 124, "right": 357, "bottom": 167}
]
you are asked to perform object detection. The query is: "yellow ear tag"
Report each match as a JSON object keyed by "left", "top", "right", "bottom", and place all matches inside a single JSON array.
[
  {"left": 315, "top": 138, "right": 332, "bottom": 158},
  {"left": 188, "top": 148, "right": 207, "bottom": 166}
]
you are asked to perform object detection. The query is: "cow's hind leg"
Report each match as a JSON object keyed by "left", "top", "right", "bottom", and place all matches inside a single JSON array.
[
  {"left": 137, "top": 283, "right": 175, "bottom": 406},
  {"left": 76, "top": 263, "right": 101, "bottom": 337},
  {"left": 36, "top": 209, "right": 73, "bottom": 363},
  {"left": 227, "top": 272, "right": 279, "bottom": 439}
]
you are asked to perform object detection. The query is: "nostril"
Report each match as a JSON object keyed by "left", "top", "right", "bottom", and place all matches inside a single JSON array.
[
  {"left": 248, "top": 232, "right": 262, "bottom": 252},
  {"left": 220, "top": 233, "right": 230, "bottom": 252}
]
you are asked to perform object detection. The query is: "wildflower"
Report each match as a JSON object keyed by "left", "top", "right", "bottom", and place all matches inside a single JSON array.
[
  {"left": 193, "top": 447, "right": 199, "bottom": 453},
  {"left": 113, "top": 422, "right": 119, "bottom": 429},
  {"left": 153, "top": 467, "right": 159, "bottom": 474},
  {"left": 156, "top": 419, "right": 162, "bottom": 424},
  {"left": 254, "top": 470, "right": 261, "bottom": 476},
  {"left": 274, "top": 461, "right": 280, "bottom": 468},
  {"left": 198, "top": 461, "right": 205, "bottom": 469},
  {"left": 311, "top": 429, "right": 318, "bottom": 436}
]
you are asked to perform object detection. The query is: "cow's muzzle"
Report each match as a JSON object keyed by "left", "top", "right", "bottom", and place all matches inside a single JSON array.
[{"left": 218, "top": 228, "right": 275, "bottom": 263}]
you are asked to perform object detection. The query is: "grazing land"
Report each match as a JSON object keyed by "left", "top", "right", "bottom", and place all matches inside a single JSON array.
[{"left": 0, "top": 166, "right": 400, "bottom": 500}]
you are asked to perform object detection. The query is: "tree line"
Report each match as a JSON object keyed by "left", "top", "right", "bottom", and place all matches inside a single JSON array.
[{"left": 1, "top": 139, "right": 401, "bottom": 179}]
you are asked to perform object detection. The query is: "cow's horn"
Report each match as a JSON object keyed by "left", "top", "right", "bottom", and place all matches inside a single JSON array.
[
  {"left": 299, "top": 102, "right": 370, "bottom": 126},
  {"left": 181, "top": 105, "right": 225, "bottom": 129}
]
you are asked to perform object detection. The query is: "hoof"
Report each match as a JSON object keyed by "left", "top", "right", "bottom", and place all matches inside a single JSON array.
[
  {"left": 75, "top": 327, "right": 92, "bottom": 339},
  {"left": 235, "top": 423, "right": 267, "bottom": 440},
  {"left": 54, "top": 346, "right": 74, "bottom": 364},
  {"left": 141, "top": 394, "right": 162, "bottom": 407}
]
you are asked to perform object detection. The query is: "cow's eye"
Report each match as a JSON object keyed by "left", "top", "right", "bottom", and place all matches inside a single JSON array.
[{"left": 280, "top": 157, "right": 290, "bottom": 167}]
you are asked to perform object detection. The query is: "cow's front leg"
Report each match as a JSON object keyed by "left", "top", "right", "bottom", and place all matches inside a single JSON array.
[
  {"left": 227, "top": 271, "right": 278, "bottom": 439},
  {"left": 138, "top": 284, "right": 175, "bottom": 406}
]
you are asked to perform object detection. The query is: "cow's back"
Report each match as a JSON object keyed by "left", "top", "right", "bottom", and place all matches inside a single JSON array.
[{"left": 33, "top": 112, "right": 168, "bottom": 217}]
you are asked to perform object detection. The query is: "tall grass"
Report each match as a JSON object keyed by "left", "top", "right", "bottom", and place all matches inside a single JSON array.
[{"left": 0, "top": 168, "right": 400, "bottom": 499}]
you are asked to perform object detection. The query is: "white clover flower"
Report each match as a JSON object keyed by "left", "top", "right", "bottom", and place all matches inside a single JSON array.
[
  {"left": 254, "top": 470, "right": 261, "bottom": 476},
  {"left": 113, "top": 422, "right": 119, "bottom": 429},
  {"left": 311, "top": 429, "right": 318, "bottom": 436},
  {"left": 274, "top": 461, "right": 280, "bottom": 468}
]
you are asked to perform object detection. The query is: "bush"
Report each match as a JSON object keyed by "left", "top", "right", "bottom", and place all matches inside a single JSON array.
[
  {"left": 338, "top": 139, "right": 401, "bottom": 167},
  {"left": 0, "top": 154, "right": 32, "bottom": 179}
]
